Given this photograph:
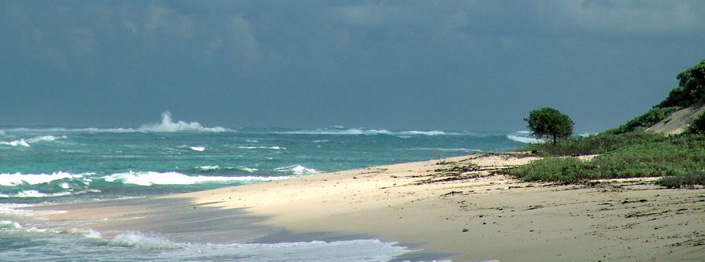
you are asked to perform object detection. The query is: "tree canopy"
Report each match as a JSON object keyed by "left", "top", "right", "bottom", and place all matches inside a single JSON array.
[
  {"left": 658, "top": 58, "right": 705, "bottom": 108},
  {"left": 525, "top": 107, "right": 574, "bottom": 145}
]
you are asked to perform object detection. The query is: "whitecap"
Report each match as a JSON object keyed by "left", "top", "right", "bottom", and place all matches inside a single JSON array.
[
  {"left": 190, "top": 146, "right": 206, "bottom": 152},
  {"left": 1, "top": 190, "right": 76, "bottom": 198},
  {"left": 506, "top": 131, "right": 545, "bottom": 144},
  {"left": 197, "top": 165, "right": 220, "bottom": 171},
  {"left": 238, "top": 146, "right": 286, "bottom": 150},
  {"left": 108, "top": 232, "right": 177, "bottom": 250},
  {"left": 0, "top": 172, "right": 87, "bottom": 186},
  {"left": 277, "top": 128, "right": 454, "bottom": 136},
  {"left": 236, "top": 166, "right": 259, "bottom": 173},
  {"left": 0, "top": 139, "right": 30, "bottom": 147},
  {"left": 405, "top": 147, "right": 482, "bottom": 152},
  {"left": 0, "top": 220, "right": 22, "bottom": 229},
  {"left": 139, "top": 111, "right": 228, "bottom": 133},
  {"left": 103, "top": 171, "right": 289, "bottom": 186},
  {"left": 27, "top": 135, "right": 66, "bottom": 143},
  {"left": 274, "top": 165, "right": 319, "bottom": 175}
]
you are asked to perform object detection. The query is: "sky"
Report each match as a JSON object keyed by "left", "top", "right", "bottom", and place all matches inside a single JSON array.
[{"left": 1, "top": 0, "right": 705, "bottom": 132}]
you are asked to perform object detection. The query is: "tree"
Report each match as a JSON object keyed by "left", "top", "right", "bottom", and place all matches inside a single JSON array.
[
  {"left": 658, "top": 58, "right": 705, "bottom": 108},
  {"left": 524, "top": 107, "right": 574, "bottom": 145}
]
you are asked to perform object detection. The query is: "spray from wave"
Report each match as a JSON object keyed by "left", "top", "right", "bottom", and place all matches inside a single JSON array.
[{"left": 139, "top": 111, "right": 228, "bottom": 133}]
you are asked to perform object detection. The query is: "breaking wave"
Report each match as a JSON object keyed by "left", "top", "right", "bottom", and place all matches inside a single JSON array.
[
  {"left": 277, "top": 127, "right": 454, "bottom": 136},
  {"left": 274, "top": 165, "right": 319, "bottom": 175},
  {"left": 108, "top": 232, "right": 178, "bottom": 250},
  {"left": 0, "top": 172, "right": 89, "bottom": 186},
  {"left": 404, "top": 147, "right": 482, "bottom": 152},
  {"left": 0, "top": 135, "right": 66, "bottom": 148},
  {"left": 0, "top": 190, "right": 77, "bottom": 198},
  {"left": 506, "top": 131, "right": 544, "bottom": 144},
  {"left": 238, "top": 145, "right": 286, "bottom": 150},
  {"left": 196, "top": 166, "right": 259, "bottom": 173},
  {"left": 102, "top": 171, "right": 289, "bottom": 186},
  {"left": 139, "top": 111, "right": 228, "bottom": 133}
]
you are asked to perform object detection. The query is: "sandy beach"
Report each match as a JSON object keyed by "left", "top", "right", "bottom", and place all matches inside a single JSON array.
[{"left": 34, "top": 153, "right": 705, "bottom": 261}]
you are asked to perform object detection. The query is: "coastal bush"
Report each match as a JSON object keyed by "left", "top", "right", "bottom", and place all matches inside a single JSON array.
[
  {"left": 657, "top": 172, "right": 705, "bottom": 188},
  {"left": 510, "top": 157, "right": 593, "bottom": 183},
  {"left": 685, "top": 111, "right": 705, "bottom": 134},
  {"left": 523, "top": 132, "right": 666, "bottom": 156},
  {"left": 510, "top": 135, "right": 705, "bottom": 183}
]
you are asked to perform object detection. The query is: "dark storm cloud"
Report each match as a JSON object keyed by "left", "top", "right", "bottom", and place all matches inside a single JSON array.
[{"left": 1, "top": 1, "right": 704, "bottom": 131}]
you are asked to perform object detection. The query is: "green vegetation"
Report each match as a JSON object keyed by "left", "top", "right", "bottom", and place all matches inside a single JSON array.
[
  {"left": 509, "top": 59, "right": 705, "bottom": 188},
  {"left": 523, "top": 132, "right": 666, "bottom": 156},
  {"left": 685, "top": 111, "right": 705, "bottom": 134},
  {"left": 606, "top": 58, "right": 705, "bottom": 135},
  {"left": 524, "top": 107, "right": 574, "bottom": 145},
  {"left": 603, "top": 106, "right": 680, "bottom": 135},
  {"left": 512, "top": 135, "right": 705, "bottom": 185},
  {"left": 658, "top": 59, "right": 705, "bottom": 108}
]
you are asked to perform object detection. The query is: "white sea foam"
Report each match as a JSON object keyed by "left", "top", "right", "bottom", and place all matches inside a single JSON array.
[
  {"left": 0, "top": 135, "right": 66, "bottom": 148},
  {"left": 0, "top": 220, "right": 23, "bottom": 229},
  {"left": 405, "top": 147, "right": 482, "bottom": 152},
  {"left": 274, "top": 165, "right": 319, "bottom": 175},
  {"left": 27, "top": 135, "right": 66, "bottom": 143},
  {"left": 60, "top": 227, "right": 103, "bottom": 239},
  {"left": 190, "top": 146, "right": 206, "bottom": 152},
  {"left": 506, "top": 131, "right": 545, "bottom": 144},
  {"left": 108, "top": 232, "right": 177, "bottom": 250},
  {"left": 197, "top": 165, "right": 220, "bottom": 171},
  {"left": 0, "top": 190, "right": 78, "bottom": 198},
  {"left": 278, "top": 128, "right": 454, "bottom": 136},
  {"left": 179, "top": 239, "right": 413, "bottom": 262},
  {"left": 238, "top": 145, "right": 286, "bottom": 150},
  {"left": 103, "top": 171, "right": 289, "bottom": 186},
  {"left": 0, "top": 172, "right": 88, "bottom": 186},
  {"left": 0, "top": 139, "right": 30, "bottom": 147},
  {"left": 237, "top": 166, "right": 259, "bottom": 173},
  {"left": 140, "top": 111, "right": 228, "bottom": 133}
]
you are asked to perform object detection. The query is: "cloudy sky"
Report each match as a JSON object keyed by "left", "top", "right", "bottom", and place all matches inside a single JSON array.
[{"left": 1, "top": 0, "right": 704, "bottom": 132}]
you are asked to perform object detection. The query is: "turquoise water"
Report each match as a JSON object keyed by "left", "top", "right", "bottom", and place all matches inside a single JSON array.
[{"left": 0, "top": 115, "right": 530, "bottom": 261}]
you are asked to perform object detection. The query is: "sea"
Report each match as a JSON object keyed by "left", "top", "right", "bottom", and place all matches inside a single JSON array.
[{"left": 0, "top": 112, "right": 532, "bottom": 261}]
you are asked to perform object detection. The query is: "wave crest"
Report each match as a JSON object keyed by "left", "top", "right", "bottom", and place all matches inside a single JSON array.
[
  {"left": 139, "top": 111, "right": 228, "bottom": 133},
  {"left": 0, "top": 172, "right": 88, "bottom": 186},
  {"left": 274, "top": 165, "right": 319, "bottom": 175},
  {"left": 103, "top": 171, "right": 289, "bottom": 186},
  {"left": 277, "top": 127, "right": 453, "bottom": 136},
  {"left": 506, "top": 131, "right": 545, "bottom": 144},
  {"left": 108, "top": 232, "right": 177, "bottom": 250}
]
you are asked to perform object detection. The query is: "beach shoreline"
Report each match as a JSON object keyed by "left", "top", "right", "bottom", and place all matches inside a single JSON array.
[{"left": 31, "top": 153, "right": 705, "bottom": 261}]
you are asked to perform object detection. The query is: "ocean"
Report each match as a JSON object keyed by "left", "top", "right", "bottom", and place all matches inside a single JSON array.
[{"left": 0, "top": 113, "right": 530, "bottom": 261}]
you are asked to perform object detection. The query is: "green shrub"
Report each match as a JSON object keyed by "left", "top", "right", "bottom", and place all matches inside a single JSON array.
[
  {"left": 685, "top": 111, "right": 705, "bottom": 134},
  {"left": 657, "top": 172, "right": 705, "bottom": 188},
  {"left": 510, "top": 135, "right": 705, "bottom": 183},
  {"left": 523, "top": 132, "right": 666, "bottom": 157},
  {"left": 510, "top": 157, "right": 593, "bottom": 183}
]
